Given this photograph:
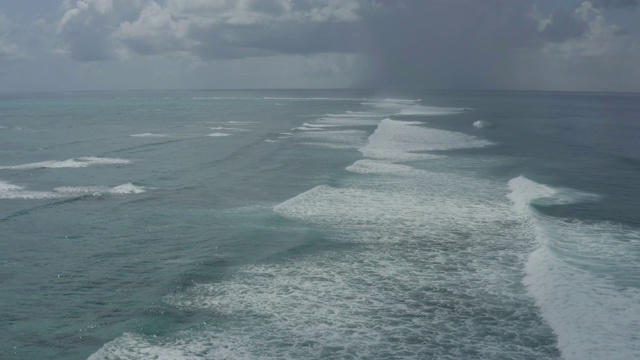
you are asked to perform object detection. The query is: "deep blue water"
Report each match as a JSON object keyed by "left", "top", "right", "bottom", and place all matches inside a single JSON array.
[{"left": 0, "top": 90, "right": 638, "bottom": 359}]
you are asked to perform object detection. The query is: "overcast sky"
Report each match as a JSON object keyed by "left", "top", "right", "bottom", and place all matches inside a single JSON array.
[{"left": 0, "top": 0, "right": 639, "bottom": 92}]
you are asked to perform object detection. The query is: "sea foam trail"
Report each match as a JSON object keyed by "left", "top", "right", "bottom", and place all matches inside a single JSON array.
[
  {"left": 508, "top": 176, "right": 640, "bottom": 360},
  {"left": 0, "top": 181, "right": 146, "bottom": 199},
  {"left": 54, "top": 183, "right": 147, "bottom": 195},
  {"left": 0, "top": 181, "right": 56, "bottom": 199},
  {"left": 346, "top": 159, "right": 425, "bottom": 175},
  {"left": 0, "top": 157, "right": 131, "bottom": 170},
  {"left": 90, "top": 98, "right": 555, "bottom": 359},
  {"left": 90, "top": 170, "right": 556, "bottom": 359},
  {"left": 210, "top": 127, "right": 248, "bottom": 131},
  {"left": 359, "top": 118, "right": 492, "bottom": 162},
  {"left": 93, "top": 172, "right": 556, "bottom": 359},
  {"left": 130, "top": 133, "right": 170, "bottom": 138}
]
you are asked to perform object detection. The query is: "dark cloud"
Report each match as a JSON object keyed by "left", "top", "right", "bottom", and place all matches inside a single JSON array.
[
  {"left": 58, "top": 0, "right": 367, "bottom": 61},
  {"left": 361, "top": 0, "right": 540, "bottom": 89},
  {"left": 186, "top": 21, "right": 366, "bottom": 60},
  {"left": 51, "top": 0, "right": 640, "bottom": 91},
  {"left": 59, "top": 26, "right": 114, "bottom": 61}
]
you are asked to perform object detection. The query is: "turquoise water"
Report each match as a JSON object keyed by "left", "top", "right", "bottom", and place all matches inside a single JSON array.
[{"left": 0, "top": 90, "right": 638, "bottom": 359}]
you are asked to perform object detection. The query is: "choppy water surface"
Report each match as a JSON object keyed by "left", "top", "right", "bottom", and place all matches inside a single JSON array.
[{"left": 1, "top": 90, "right": 639, "bottom": 359}]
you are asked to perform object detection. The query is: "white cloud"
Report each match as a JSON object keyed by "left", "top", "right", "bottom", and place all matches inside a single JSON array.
[
  {"left": 14, "top": 0, "right": 640, "bottom": 91},
  {"left": 113, "top": 1, "right": 192, "bottom": 57},
  {"left": 56, "top": 0, "right": 366, "bottom": 61},
  {"left": 56, "top": 0, "right": 150, "bottom": 60},
  {"left": 512, "top": 1, "right": 640, "bottom": 92},
  {"left": 540, "top": 2, "right": 631, "bottom": 60}
]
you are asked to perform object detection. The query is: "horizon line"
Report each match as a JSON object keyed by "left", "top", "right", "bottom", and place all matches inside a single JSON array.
[{"left": 1, "top": 88, "right": 639, "bottom": 96}]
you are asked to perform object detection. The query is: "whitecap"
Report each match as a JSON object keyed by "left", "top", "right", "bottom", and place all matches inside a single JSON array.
[
  {"left": 0, "top": 181, "right": 56, "bottom": 199},
  {"left": 508, "top": 176, "right": 640, "bottom": 360},
  {"left": 109, "top": 183, "right": 146, "bottom": 194},
  {"left": 0, "top": 180, "right": 146, "bottom": 200},
  {"left": 130, "top": 133, "right": 170, "bottom": 138},
  {"left": 0, "top": 157, "right": 132, "bottom": 170},
  {"left": 359, "top": 118, "right": 492, "bottom": 162},
  {"left": 210, "top": 127, "right": 248, "bottom": 131},
  {"left": 346, "top": 159, "right": 428, "bottom": 175},
  {"left": 473, "top": 120, "right": 495, "bottom": 129},
  {"left": 301, "top": 122, "right": 339, "bottom": 128}
]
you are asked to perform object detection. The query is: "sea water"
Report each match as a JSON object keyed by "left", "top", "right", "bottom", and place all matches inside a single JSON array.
[{"left": 0, "top": 90, "right": 638, "bottom": 359}]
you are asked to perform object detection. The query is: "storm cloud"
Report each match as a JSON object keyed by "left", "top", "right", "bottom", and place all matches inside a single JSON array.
[
  {"left": 360, "top": 0, "right": 542, "bottom": 89},
  {"left": 0, "top": 0, "right": 639, "bottom": 91}
]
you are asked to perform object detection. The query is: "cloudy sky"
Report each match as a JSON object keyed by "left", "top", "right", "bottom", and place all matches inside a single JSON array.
[{"left": 0, "top": 0, "right": 639, "bottom": 92}]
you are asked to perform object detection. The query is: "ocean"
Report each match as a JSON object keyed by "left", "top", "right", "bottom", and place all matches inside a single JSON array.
[{"left": 0, "top": 89, "right": 638, "bottom": 359}]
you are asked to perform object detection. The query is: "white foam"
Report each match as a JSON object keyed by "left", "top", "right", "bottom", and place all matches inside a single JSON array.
[
  {"left": 507, "top": 176, "right": 558, "bottom": 214},
  {"left": 207, "top": 132, "right": 231, "bottom": 137},
  {"left": 0, "top": 181, "right": 146, "bottom": 199},
  {"left": 0, "top": 181, "right": 23, "bottom": 192},
  {"left": 380, "top": 98, "right": 421, "bottom": 103},
  {"left": 109, "top": 183, "right": 146, "bottom": 194},
  {"left": 55, "top": 183, "right": 146, "bottom": 195},
  {"left": 53, "top": 186, "right": 108, "bottom": 194},
  {"left": 359, "top": 118, "right": 492, "bottom": 162},
  {"left": 155, "top": 239, "right": 551, "bottom": 358},
  {"left": 129, "top": 133, "right": 170, "bottom": 138},
  {"left": 508, "top": 176, "right": 640, "bottom": 360},
  {"left": 323, "top": 112, "right": 381, "bottom": 118},
  {"left": 507, "top": 176, "right": 599, "bottom": 213},
  {"left": 274, "top": 178, "right": 510, "bottom": 243},
  {"left": 301, "top": 122, "right": 338, "bottom": 128},
  {"left": 206, "top": 121, "right": 258, "bottom": 126},
  {"left": 346, "top": 159, "right": 426, "bottom": 175},
  {"left": 89, "top": 333, "right": 213, "bottom": 360},
  {"left": 473, "top": 120, "right": 494, "bottom": 129},
  {"left": 210, "top": 127, "right": 247, "bottom": 131},
  {"left": 262, "top": 97, "right": 365, "bottom": 101},
  {"left": 192, "top": 97, "right": 244, "bottom": 100},
  {"left": 78, "top": 157, "right": 131, "bottom": 165},
  {"left": 0, "top": 181, "right": 56, "bottom": 199},
  {"left": 92, "top": 167, "right": 560, "bottom": 359},
  {"left": 0, "top": 157, "right": 132, "bottom": 170}
]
